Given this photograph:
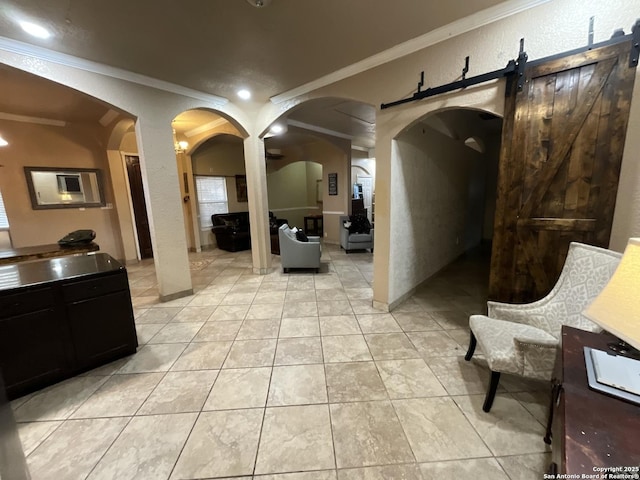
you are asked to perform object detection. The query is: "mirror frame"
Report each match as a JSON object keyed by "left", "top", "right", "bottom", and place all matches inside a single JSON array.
[{"left": 24, "top": 166, "right": 107, "bottom": 210}]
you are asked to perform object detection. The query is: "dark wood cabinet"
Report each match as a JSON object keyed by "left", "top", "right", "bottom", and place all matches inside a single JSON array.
[
  {"left": 549, "top": 326, "right": 640, "bottom": 473},
  {"left": 0, "top": 308, "right": 69, "bottom": 394},
  {"left": 67, "top": 291, "right": 137, "bottom": 370},
  {"left": 0, "top": 254, "right": 138, "bottom": 399}
]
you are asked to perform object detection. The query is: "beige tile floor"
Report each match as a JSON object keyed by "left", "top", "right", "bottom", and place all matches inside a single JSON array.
[{"left": 13, "top": 244, "right": 551, "bottom": 479}]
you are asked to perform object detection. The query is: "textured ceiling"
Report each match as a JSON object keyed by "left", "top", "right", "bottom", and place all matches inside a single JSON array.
[
  {"left": 0, "top": 63, "right": 117, "bottom": 123},
  {"left": 0, "top": 0, "right": 508, "bottom": 102}
]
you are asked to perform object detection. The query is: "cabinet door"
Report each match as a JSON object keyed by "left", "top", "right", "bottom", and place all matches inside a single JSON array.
[
  {"left": 0, "top": 309, "right": 69, "bottom": 398},
  {"left": 66, "top": 291, "right": 138, "bottom": 371}
]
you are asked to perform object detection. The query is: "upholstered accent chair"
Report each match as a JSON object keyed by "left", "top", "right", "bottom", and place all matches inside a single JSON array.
[
  {"left": 278, "top": 224, "right": 321, "bottom": 273},
  {"left": 465, "top": 242, "right": 622, "bottom": 412},
  {"left": 339, "top": 215, "right": 374, "bottom": 253}
]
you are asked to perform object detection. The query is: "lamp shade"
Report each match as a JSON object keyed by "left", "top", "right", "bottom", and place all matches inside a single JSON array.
[{"left": 583, "top": 238, "right": 640, "bottom": 351}]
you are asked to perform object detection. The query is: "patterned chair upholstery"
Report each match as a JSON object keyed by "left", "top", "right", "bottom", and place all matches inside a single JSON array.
[{"left": 465, "top": 242, "right": 622, "bottom": 412}]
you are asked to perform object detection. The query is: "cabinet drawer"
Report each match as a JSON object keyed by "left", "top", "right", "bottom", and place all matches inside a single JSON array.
[
  {"left": 62, "top": 273, "right": 128, "bottom": 302},
  {"left": 0, "top": 288, "right": 55, "bottom": 318}
]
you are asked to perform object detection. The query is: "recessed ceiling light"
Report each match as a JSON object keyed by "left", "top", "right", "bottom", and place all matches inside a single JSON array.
[
  {"left": 270, "top": 124, "right": 283, "bottom": 134},
  {"left": 19, "top": 21, "right": 51, "bottom": 39},
  {"left": 0, "top": 136, "right": 8, "bottom": 147},
  {"left": 246, "top": 0, "right": 273, "bottom": 7},
  {"left": 237, "top": 89, "right": 251, "bottom": 100}
]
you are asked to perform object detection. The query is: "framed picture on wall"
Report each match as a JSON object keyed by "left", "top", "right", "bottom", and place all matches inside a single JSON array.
[
  {"left": 328, "top": 173, "right": 338, "bottom": 196},
  {"left": 235, "top": 175, "right": 248, "bottom": 202}
]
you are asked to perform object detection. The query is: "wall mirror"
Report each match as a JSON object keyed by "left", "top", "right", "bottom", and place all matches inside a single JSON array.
[{"left": 24, "top": 167, "right": 106, "bottom": 209}]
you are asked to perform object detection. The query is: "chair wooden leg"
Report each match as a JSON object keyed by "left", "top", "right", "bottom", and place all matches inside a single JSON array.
[
  {"left": 483, "top": 371, "right": 501, "bottom": 412},
  {"left": 465, "top": 332, "right": 477, "bottom": 361}
]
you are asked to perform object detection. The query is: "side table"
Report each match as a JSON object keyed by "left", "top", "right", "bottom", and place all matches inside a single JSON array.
[
  {"left": 547, "top": 326, "right": 640, "bottom": 473},
  {"left": 304, "top": 215, "right": 323, "bottom": 236}
]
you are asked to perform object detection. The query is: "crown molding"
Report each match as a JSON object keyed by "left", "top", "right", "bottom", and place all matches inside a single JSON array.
[
  {"left": 184, "top": 118, "right": 228, "bottom": 138},
  {"left": 271, "top": 0, "right": 550, "bottom": 104},
  {"left": 0, "top": 111, "right": 66, "bottom": 127},
  {"left": 0, "top": 36, "right": 228, "bottom": 106},
  {"left": 287, "top": 119, "right": 372, "bottom": 150},
  {"left": 351, "top": 144, "right": 370, "bottom": 153},
  {"left": 288, "top": 119, "right": 354, "bottom": 141}
]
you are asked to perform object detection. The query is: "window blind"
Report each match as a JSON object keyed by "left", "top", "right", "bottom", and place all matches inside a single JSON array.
[
  {"left": 195, "top": 176, "right": 228, "bottom": 229},
  {"left": 0, "top": 190, "right": 9, "bottom": 229}
]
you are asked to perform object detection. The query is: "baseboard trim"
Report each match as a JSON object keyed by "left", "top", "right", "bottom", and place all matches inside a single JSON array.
[
  {"left": 159, "top": 289, "right": 193, "bottom": 303},
  {"left": 387, "top": 248, "right": 469, "bottom": 311},
  {"left": 253, "top": 267, "right": 274, "bottom": 275},
  {"left": 372, "top": 300, "right": 391, "bottom": 312}
]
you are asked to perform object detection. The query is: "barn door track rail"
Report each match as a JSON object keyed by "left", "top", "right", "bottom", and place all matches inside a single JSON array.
[{"left": 380, "top": 18, "right": 640, "bottom": 111}]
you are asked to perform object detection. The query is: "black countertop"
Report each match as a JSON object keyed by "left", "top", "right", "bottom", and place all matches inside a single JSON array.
[{"left": 0, "top": 253, "right": 125, "bottom": 292}]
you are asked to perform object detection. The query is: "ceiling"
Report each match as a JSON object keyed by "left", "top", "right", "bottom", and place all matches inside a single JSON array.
[{"left": 0, "top": 0, "right": 510, "bottom": 149}]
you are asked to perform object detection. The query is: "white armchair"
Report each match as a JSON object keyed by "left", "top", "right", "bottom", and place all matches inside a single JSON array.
[
  {"left": 465, "top": 242, "right": 621, "bottom": 412},
  {"left": 278, "top": 224, "right": 321, "bottom": 273}
]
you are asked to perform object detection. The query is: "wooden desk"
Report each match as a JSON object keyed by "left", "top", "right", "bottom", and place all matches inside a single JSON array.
[
  {"left": 0, "top": 242, "right": 99, "bottom": 265},
  {"left": 304, "top": 215, "right": 323, "bottom": 236},
  {"left": 549, "top": 326, "right": 640, "bottom": 473}
]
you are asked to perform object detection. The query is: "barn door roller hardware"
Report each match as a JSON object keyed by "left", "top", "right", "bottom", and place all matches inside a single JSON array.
[
  {"left": 380, "top": 39, "right": 528, "bottom": 110},
  {"left": 381, "top": 18, "right": 640, "bottom": 110}
]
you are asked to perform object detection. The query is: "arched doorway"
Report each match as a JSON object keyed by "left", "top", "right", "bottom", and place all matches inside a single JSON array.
[
  {"left": 262, "top": 97, "right": 376, "bottom": 246},
  {"left": 392, "top": 107, "right": 503, "bottom": 300}
]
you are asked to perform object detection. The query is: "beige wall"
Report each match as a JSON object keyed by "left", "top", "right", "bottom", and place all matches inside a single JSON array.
[
  {"left": 267, "top": 160, "right": 323, "bottom": 230},
  {"left": 0, "top": 120, "right": 124, "bottom": 258}
]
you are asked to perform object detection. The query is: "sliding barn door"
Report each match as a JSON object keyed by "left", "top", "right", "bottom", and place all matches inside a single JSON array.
[{"left": 489, "top": 39, "right": 637, "bottom": 303}]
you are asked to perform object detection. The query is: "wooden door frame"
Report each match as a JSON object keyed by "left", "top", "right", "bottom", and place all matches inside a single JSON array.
[{"left": 120, "top": 152, "right": 145, "bottom": 261}]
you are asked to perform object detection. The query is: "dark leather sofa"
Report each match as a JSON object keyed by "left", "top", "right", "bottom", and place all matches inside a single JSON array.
[
  {"left": 211, "top": 212, "right": 287, "bottom": 252},
  {"left": 211, "top": 212, "right": 251, "bottom": 252}
]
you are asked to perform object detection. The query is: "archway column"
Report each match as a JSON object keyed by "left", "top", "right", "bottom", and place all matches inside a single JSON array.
[
  {"left": 135, "top": 118, "right": 193, "bottom": 301},
  {"left": 243, "top": 134, "right": 272, "bottom": 274},
  {"left": 372, "top": 134, "right": 392, "bottom": 311}
]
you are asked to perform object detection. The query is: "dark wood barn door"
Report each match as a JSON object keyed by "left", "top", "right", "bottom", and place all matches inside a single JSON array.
[
  {"left": 125, "top": 155, "right": 154, "bottom": 259},
  {"left": 489, "top": 39, "right": 637, "bottom": 303}
]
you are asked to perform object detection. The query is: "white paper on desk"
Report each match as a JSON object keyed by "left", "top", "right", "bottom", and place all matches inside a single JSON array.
[{"left": 590, "top": 348, "right": 640, "bottom": 396}]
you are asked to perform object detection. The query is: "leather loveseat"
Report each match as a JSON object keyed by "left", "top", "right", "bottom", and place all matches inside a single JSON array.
[
  {"left": 211, "top": 212, "right": 251, "bottom": 252},
  {"left": 211, "top": 212, "right": 288, "bottom": 253}
]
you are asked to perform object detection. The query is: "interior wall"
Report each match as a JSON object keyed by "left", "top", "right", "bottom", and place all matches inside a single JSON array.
[
  {"left": 267, "top": 162, "right": 316, "bottom": 228},
  {"left": 0, "top": 120, "right": 124, "bottom": 259},
  {"left": 120, "top": 132, "right": 138, "bottom": 153},
  {"left": 390, "top": 121, "right": 489, "bottom": 303},
  {"left": 266, "top": 161, "right": 323, "bottom": 230}
]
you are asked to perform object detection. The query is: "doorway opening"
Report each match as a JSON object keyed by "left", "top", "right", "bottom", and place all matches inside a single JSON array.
[
  {"left": 124, "top": 155, "right": 153, "bottom": 259},
  {"left": 394, "top": 108, "right": 503, "bottom": 297}
]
